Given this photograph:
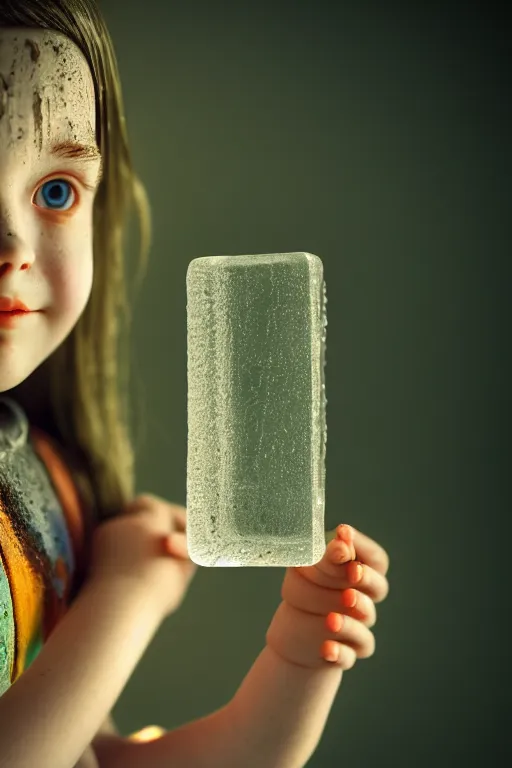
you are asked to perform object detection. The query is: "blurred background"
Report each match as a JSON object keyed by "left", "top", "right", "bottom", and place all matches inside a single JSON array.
[{"left": 101, "top": 1, "right": 510, "bottom": 766}]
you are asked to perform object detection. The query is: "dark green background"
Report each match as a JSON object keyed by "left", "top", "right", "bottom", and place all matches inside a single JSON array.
[{"left": 101, "top": 2, "right": 510, "bottom": 766}]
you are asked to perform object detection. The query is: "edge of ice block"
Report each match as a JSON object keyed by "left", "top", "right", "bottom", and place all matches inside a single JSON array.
[
  {"left": 186, "top": 251, "right": 323, "bottom": 277},
  {"left": 186, "top": 251, "right": 327, "bottom": 567}
]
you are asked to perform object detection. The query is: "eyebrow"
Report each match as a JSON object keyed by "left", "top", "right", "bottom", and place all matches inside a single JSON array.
[{"left": 49, "top": 140, "right": 103, "bottom": 181}]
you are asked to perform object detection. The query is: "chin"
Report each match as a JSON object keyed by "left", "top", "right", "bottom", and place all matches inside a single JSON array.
[
  {"left": 0, "top": 350, "right": 42, "bottom": 394},
  {"left": 0, "top": 372, "right": 33, "bottom": 394}
]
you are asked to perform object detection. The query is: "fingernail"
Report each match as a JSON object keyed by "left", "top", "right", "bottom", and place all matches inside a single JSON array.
[
  {"left": 326, "top": 612, "right": 344, "bottom": 633},
  {"left": 349, "top": 562, "right": 363, "bottom": 583},
  {"left": 324, "top": 644, "right": 340, "bottom": 663},
  {"left": 336, "top": 524, "right": 352, "bottom": 543},
  {"left": 341, "top": 588, "right": 357, "bottom": 609}
]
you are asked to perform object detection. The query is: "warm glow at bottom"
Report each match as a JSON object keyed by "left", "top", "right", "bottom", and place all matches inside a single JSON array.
[{"left": 128, "top": 725, "right": 166, "bottom": 742}]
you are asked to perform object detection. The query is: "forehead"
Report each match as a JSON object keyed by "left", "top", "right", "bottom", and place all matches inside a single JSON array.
[{"left": 0, "top": 27, "right": 96, "bottom": 148}]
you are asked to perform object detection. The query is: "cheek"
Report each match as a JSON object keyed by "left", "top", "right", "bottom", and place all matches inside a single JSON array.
[
  {"left": 55, "top": 257, "right": 93, "bottom": 319},
  {"left": 43, "top": 225, "right": 94, "bottom": 324}
]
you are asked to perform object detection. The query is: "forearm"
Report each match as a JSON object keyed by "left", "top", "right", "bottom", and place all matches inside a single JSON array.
[
  {"left": 93, "top": 645, "right": 341, "bottom": 768},
  {"left": 228, "top": 643, "right": 343, "bottom": 768},
  {"left": 0, "top": 577, "right": 161, "bottom": 768},
  {"left": 113, "top": 644, "right": 342, "bottom": 768}
]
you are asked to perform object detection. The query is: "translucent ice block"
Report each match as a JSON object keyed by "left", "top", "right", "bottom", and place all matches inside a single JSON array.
[{"left": 186, "top": 252, "right": 328, "bottom": 567}]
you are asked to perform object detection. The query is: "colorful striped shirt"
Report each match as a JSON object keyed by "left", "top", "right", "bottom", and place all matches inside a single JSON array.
[{"left": 0, "top": 396, "right": 86, "bottom": 696}]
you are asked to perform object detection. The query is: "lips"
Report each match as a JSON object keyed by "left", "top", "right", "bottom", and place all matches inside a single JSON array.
[
  {"left": 0, "top": 297, "right": 32, "bottom": 312},
  {"left": 0, "top": 297, "right": 36, "bottom": 328}
]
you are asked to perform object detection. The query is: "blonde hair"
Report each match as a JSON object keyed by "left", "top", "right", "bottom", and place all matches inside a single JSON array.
[{"left": 0, "top": 0, "right": 151, "bottom": 521}]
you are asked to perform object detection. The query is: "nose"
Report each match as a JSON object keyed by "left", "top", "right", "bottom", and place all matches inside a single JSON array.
[{"left": 0, "top": 225, "right": 35, "bottom": 276}]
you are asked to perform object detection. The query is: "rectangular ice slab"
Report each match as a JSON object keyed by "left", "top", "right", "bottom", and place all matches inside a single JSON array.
[{"left": 186, "top": 252, "right": 327, "bottom": 567}]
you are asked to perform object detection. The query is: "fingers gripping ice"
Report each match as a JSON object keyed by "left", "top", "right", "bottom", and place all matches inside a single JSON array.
[{"left": 186, "top": 253, "right": 328, "bottom": 567}]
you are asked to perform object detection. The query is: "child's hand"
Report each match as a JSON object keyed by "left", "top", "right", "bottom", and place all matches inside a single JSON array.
[
  {"left": 88, "top": 494, "right": 197, "bottom": 621},
  {"left": 266, "top": 524, "right": 390, "bottom": 670}
]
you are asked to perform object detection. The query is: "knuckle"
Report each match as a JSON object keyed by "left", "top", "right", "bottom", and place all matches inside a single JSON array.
[
  {"left": 375, "top": 576, "right": 390, "bottom": 603},
  {"left": 135, "top": 492, "right": 155, "bottom": 503},
  {"left": 366, "top": 606, "right": 377, "bottom": 628},
  {"left": 131, "top": 493, "right": 156, "bottom": 509},
  {"left": 341, "top": 648, "right": 357, "bottom": 670},
  {"left": 379, "top": 550, "right": 390, "bottom": 575},
  {"left": 361, "top": 630, "right": 376, "bottom": 658}
]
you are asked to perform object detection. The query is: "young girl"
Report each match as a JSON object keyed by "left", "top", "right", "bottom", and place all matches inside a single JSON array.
[{"left": 0, "top": 2, "right": 390, "bottom": 767}]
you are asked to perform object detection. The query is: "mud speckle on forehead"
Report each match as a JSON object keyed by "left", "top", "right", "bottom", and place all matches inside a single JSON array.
[
  {"left": 0, "top": 28, "right": 96, "bottom": 152},
  {"left": 24, "top": 38, "right": 40, "bottom": 63},
  {"left": 0, "top": 74, "right": 7, "bottom": 121},
  {"left": 33, "top": 90, "right": 43, "bottom": 151}
]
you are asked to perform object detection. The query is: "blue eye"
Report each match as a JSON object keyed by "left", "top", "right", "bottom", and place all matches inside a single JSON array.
[{"left": 34, "top": 179, "right": 76, "bottom": 211}]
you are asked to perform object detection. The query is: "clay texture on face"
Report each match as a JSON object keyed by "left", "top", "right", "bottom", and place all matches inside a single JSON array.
[
  {"left": 0, "top": 30, "right": 96, "bottom": 151},
  {"left": 0, "top": 28, "right": 101, "bottom": 391}
]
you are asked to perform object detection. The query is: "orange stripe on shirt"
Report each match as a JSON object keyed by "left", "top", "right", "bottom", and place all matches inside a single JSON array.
[{"left": 0, "top": 504, "right": 43, "bottom": 681}]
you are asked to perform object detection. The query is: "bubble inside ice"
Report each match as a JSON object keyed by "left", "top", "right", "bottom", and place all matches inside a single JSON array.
[{"left": 186, "top": 252, "right": 327, "bottom": 567}]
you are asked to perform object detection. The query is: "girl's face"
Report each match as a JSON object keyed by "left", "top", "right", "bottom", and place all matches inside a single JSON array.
[{"left": 0, "top": 28, "right": 102, "bottom": 392}]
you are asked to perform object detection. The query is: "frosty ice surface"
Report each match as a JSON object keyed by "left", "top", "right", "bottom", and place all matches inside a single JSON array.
[{"left": 186, "top": 252, "right": 327, "bottom": 566}]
